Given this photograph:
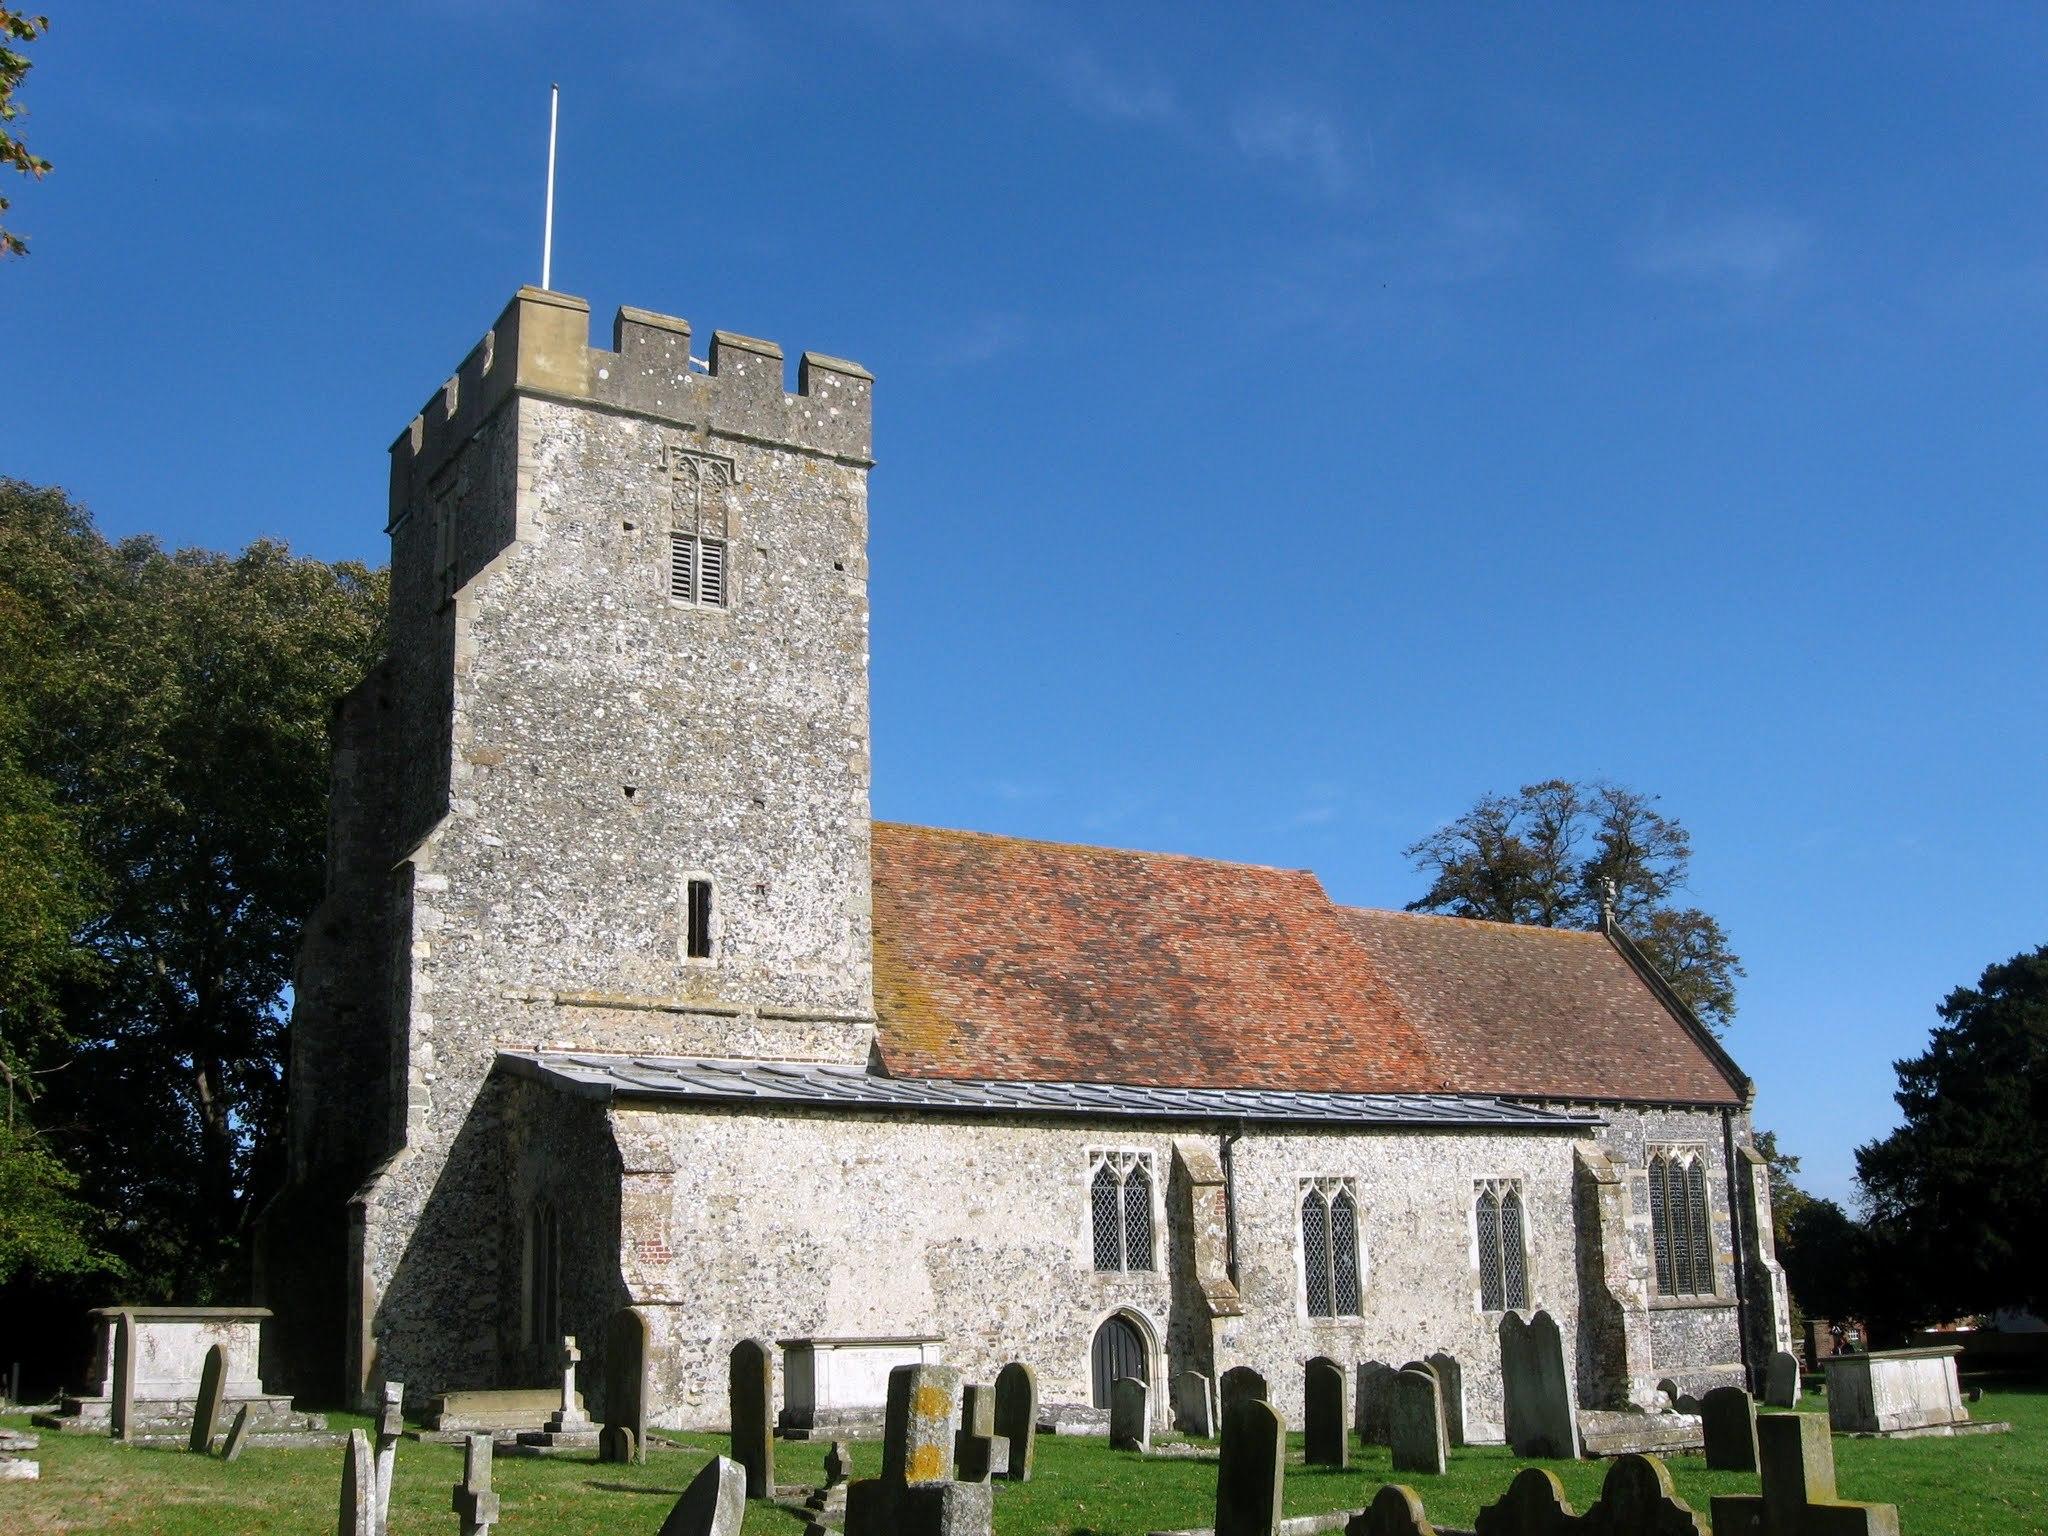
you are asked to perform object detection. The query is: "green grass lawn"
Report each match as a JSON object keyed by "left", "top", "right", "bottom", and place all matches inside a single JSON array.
[{"left": 4, "top": 1387, "right": 2043, "bottom": 1535}]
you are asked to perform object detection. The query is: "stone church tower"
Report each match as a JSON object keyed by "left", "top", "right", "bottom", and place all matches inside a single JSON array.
[{"left": 260, "top": 288, "right": 878, "bottom": 1400}]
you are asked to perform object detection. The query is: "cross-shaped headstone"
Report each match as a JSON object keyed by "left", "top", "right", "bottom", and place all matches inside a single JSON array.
[
  {"left": 560, "top": 1338, "right": 581, "bottom": 1403},
  {"left": 547, "top": 1337, "right": 592, "bottom": 1433},
  {"left": 1708, "top": 1414, "right": 1900, "bottom": 1536},
  {"left": 452, "top": 1433, "right": 500, "bottom": 1536}
]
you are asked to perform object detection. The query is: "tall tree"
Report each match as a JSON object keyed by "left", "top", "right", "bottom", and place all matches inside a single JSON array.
[
  {"left": 1404, "top": 778, "right": 1744, "bottom": 1031},
  {"left": 1855, "top": 943, "right": 2048, "bottom": 1325},
  {"left": 0, "top": 8, "right": 50, "bottom": 259},
  {"left": 0, "top": 480, "right": 387, "bottom": 1300}
]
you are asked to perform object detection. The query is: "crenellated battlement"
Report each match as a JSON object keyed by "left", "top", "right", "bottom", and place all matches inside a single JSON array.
[{"left": 388, "top": 287, "right": 873, "bottom": 521}]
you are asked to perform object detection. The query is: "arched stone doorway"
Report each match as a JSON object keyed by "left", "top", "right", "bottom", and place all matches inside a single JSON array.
[{"left": 1090, "top": 1311, "right": 1151, "bottom": 1409}]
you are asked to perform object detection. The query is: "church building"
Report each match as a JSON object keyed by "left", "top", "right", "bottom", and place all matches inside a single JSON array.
[{"left": 259, "top": 287, "right": 1790, "bottom": 1440}]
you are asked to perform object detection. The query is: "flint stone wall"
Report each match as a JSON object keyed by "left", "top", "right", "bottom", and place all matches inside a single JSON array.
[{"left": 281, "top": 292, "right": 878, "bottom": 1405}]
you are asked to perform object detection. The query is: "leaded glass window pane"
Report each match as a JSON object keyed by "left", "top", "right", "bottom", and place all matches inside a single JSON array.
[
  {"left": 1330, "top": 1190, "right": 1361, "bottom": 1315},
  {"left": 1648, "top": 1157, "right": 1673, "bottom": 1293},
  {"left": 1302, "top": 1190, "right": 1333, "bottom": 1316},
  {"left": 1665, "top": 1159, "right": 1694, "bottom": 1296},
  {"left": 1091, "top": 1162, "right": 1122, "bottom": 1271},
  {"left": 1501, "top": 1188, "right": 1528, "bottom": 1310},
  {"left": 1476, "top": 1189, "right": 1504, "bottom": 1311},
  {"left": 1686, "top": 1159, "right": 1713, "bottom": 1294},
  {"left": 1123, "top": 1163, "right": 1154, "bottom": 1272}
]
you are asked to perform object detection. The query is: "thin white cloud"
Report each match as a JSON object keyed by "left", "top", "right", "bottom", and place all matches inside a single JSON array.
[
  {"left": 927, "top": 312, "right": 1031, "bottom": 371},
  {"left": 1635, "top": 209, "right": 1813, "bottom": 284},
  {"left": 985, "top": 777, "right": 1053, "bottom": 803},
  {"left": 1052, "top": 45, "right": 1176, "bottom": 123},
  {"left": 841, "top": 0, "right": 1175, "bottom": 128},
  {"left": 1231, "top": 98, "right": 1349, "bottom": 197}
]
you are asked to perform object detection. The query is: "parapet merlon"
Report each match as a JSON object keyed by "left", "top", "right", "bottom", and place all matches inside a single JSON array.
[{"left": 391, "top": 287, "right": 872, "bottom": 511}]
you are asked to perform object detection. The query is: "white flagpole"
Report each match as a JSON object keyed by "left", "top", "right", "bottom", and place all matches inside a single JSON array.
[{"left": 541, "top": 83, "right": 559, "bottom": 290}]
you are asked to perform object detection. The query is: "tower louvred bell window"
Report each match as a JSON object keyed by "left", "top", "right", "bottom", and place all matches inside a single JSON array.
[
  {"left": 667, "top": 445, "right": 735, "bottom": 609},
  {"left": 670, "top": 533, "right": 727, "bottom": 608}
]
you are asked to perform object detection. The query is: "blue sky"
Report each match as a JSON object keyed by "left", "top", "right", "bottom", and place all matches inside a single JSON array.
[{"left": 8, "top": 4, "right": 2046, "bottom": 1203}]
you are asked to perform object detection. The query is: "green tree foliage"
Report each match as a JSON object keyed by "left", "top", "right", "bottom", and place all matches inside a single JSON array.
[
  {"left": 1404, "top": 778, "right": 1745, "bottom": 1032},
  {"left": 0, "top": 480, "right": 387, "bottom": 1300},
  {"left": 0, "top": 1121, "right": 113, "bottom": 1283},
  {"left": 1855, "top": 944, "right": 2048, "bottom": 1325},
  {"left": 1778, "top": 1196, "right": 1870, "bottom": 1325},
  {"left": 0, "top": 8, "right": 50, "bottom": 259}
]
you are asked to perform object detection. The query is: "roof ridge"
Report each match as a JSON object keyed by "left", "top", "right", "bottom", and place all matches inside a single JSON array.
[
  {"left": 874, "top": 819, "right": 1317, "bottom": 879},
  {"left": 1341, "top": 905, "right": 1605, "bottom": 938}
]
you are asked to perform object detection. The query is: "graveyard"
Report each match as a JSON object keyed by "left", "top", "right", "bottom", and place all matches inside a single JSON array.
[{"left": 2, "top": 1384, "right": 2041, "bottom": 1535}]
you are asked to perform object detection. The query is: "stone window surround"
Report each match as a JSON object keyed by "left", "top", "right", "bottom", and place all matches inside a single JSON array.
[
  {"left": 1085, "top": 1148, "right": 1160, "bottom": 1276},
  {"left": 1645, "top": 1142, "right": 1719, "bottom": 1300},
  {"left": 1471, "top": 1176, "right": 1531, "bottom": 1315},
  {"left": 1294, "top": 1174, "right": 1367, "bottom": 1323},
  {"left": 679, "top": 869, "right": 719, "bottom": 966}
]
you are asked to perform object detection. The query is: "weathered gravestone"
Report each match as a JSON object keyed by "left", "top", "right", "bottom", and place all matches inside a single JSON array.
[
  {"left": 1764, "top": 1351, "right": 1801, "bottom": 1411},
  {"left": 1218, "top": 1365, "right": 1269, "bottom": 1420},
  {"left": 1355, "top": 1359, "right": 1398, "bottom": 1444},
  {"left": 956, "top": 1382, "right": 997, "bottom": 1481},
  {"left": 1348, "top": 1483, "right": 1435, "bottom": 1536},
  {"left": 1304, "top": 1356, "right": 1349, "bottom": 1469},
  {"left": 1215, "top": 1396, "right": 1285, "bottom": 1536},
  {"left": 188, "top": 1343, "right": 227, "bottom": 1454},
  {"left": 1465, "top": 1453, "right": 1707, "bottom": 1536},
  {"left": 1701, "top": 1386, "right": 1759, "bottom": 1473},
  {"left": 220, "top": 1404, "right": 252, "bottom": 1463},
  {"left": 1708, "top": 1413, "right": 1901, "bottom": 1536},
  {"left": 1172, "top": 1370, "right": 1216, "bottom": 1437},
  {"left": 110, "top": 1309, "right": 137, "bottom": 1443},
  {"left": 452, "top": 1433, "right": 499, "bottom": 1536},
  {"left": 1390, "top": 1366, "right": 1446, "bottom": 1476},
  {"left": 1500, "top": 1309, "right": 1580, "bottom": 1459},
  {"left": 659, "top": 1454, "right": 747, "bottom": 1536},
  {"left": 993, "top": 1361, "right": 1036, "bottom": 1482},
  {"left": 1110, "top": 1376, "right": 1150, "bottom": 1452},
  {"left": 374, "top": 1380, "right": 404, "bottom": 1536},
  {"left": 602, "top": 1305, "right": 650, "bottom": 1464},
  {"left": 846, "top": 1363, "right": 991, "bottom": 1536},
  {"left": 1425, "top": 1351, "right": 1466, "bottom": 1447},
  {"left": 1400, "top": 1359, "right": 1450, "bottom": 1456},
  {"left": 339, "top": 1428, "right": 375, "bottom": 1536},
  {"left": 729, "top": 1337, "right": 776, "bottom": 1499}
]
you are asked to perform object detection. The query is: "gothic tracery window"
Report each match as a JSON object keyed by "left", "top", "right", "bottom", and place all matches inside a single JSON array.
[
  {"left": 1474, "top": 1179, "right": 1529, "bottom": 1311},
  {"left": 667, "top": 446, "right": 735, "bottom": 609},
  {"left": 1648, "top": 1149, "right": 1715, "bottom": 1296},
  {"left": 1089, "top": 1151, "right": 1154, "bottom": 1272},
  {"left": 1300, "top": 1178, "right": 1364, "bottom": 1317}
]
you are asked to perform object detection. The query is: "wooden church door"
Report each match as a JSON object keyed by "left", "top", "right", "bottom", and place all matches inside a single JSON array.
[{"left": 1090, "top": 1314, "right": 1148, "bottom": 1408}]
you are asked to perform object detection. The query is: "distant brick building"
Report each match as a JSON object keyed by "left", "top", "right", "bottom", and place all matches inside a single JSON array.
[{"left": 258, "top": 288, "right": 1790, "bottom": 1437}]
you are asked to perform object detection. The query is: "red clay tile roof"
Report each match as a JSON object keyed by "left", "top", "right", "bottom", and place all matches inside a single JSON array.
[
  {"left": 870, "top": 822, "right": 1745, "bottom": 1106},
  {"left": 871, "top": 823, "right": 1439, "bottom": 1092},
  {"left": 1335, "top": 908, "right": 1743, "bottom": 1106}
]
